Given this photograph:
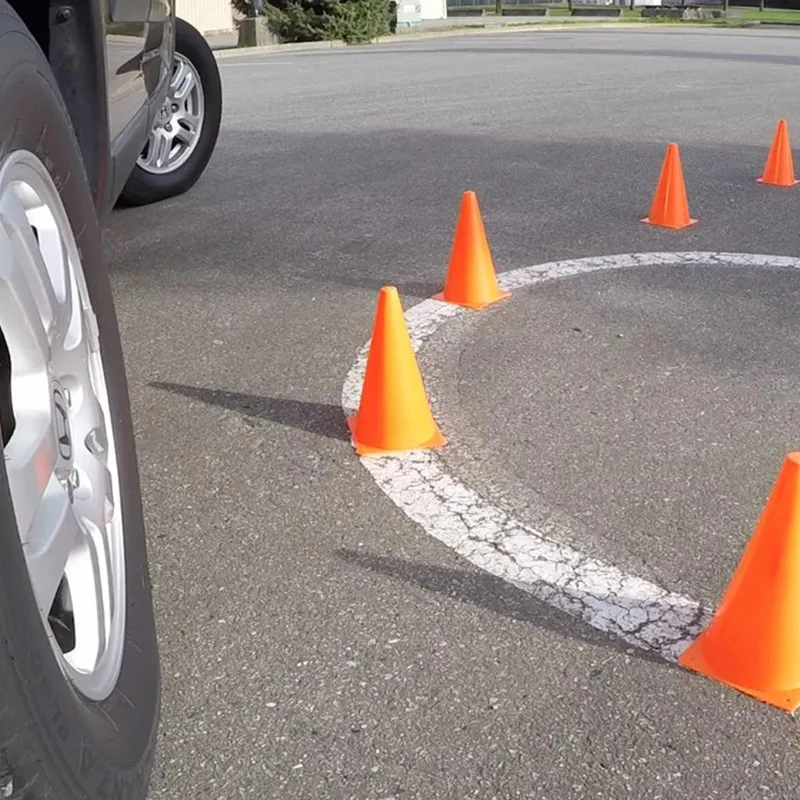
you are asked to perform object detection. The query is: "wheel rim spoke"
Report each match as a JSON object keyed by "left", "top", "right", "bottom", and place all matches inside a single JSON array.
[
  {"left": 66, "top": 521, "right": 110, "bottom": 673},
  {"left": 173, "top": 123, "right": 195, "bottom": 147},
  {"left": 4, "top": 406, "right": 58, "bottom": 538},
  {"left": 25, "top": 481, "right": 81, "bottom": 617},
  {"left": 0, "top": 177, "right": 75, "bottom": 349},
  {"left": 0, "top": 149, "right": 125, "bottom": 701},
  {"left": 177, "top": 110, "right": 201, "bottom": 136},
  {"left": 151, "top": 130, "right": 174, "bottom": 171},
  {"left": 141, "top": 133, "right": 159, "bottom": 171},
  {"left": 172, "top": 59, "right": 195, "bottom": 102},
  {"left": 0, "top": 223, "right": 51, "bottom": 369}
]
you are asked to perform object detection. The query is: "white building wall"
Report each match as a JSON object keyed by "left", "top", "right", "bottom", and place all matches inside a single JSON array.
[
  {"left": 177, "top": 0, "right": 235, "bottom": 33},
  {"left": 419, "top": 0, "right": 447, "bottom": 19}
]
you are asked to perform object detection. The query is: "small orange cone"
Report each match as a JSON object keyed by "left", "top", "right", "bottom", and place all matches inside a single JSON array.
[
  {"left": 679, "top": 452, "right": 800, "bottom": 712},
  {"left": 434, "top": 191, "right": 511, "bottom": 310},
  {"left": 642, "top": 143, "right": 697, "bottom": 230},
  {"left": 347, "top": 286, "right": 445, "bottom": 457},
  {"left": 757, "top": 119, "right": 798, "bottom": 187}
]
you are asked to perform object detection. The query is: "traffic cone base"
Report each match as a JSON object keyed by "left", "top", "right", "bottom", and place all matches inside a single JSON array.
[
  {"left": 348, "top": 286, "right": 445, "bottom": 458},
  {"left": 640, "top": 214, "right": 697, "bottom": 231},
  {"left": 757, "top": 119, "right": 798, "bottom": 187},
  {"left": 678, "top": 452, "right": 800, "bottom": 713},
  {"left": 642, "top": 142, "right": 696, "bottom": 230},
  {"left": 439, "top": 191, "right": 510, "bottom": 310},
  {"left": 346, "top": 414, "right": 445, "bottom": 457},
  {"left": 756, "top": 177, "right": 799, "bottom": 187},
  {"left": 432, "top": 287, "right": 511, "bottom": 311},
  {"left": 680, "top": 640, "right": 800, "bottom": 713}
]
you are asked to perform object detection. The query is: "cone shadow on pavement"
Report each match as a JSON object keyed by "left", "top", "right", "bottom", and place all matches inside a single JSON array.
[
  {"left": 642, "top": 142, "right": 697, "bottom": 230},
  {"left": 757, "top": 119, "right": 798, "bottom": 188},
  {"left": 679, "top": 452, "right": 800, "bottom": 712},
  {"left": 434, "top": 191, "right": 511, "bottom": 310},
  {"left": 347, "top": 286, "right": 445, "bottom": 457}
]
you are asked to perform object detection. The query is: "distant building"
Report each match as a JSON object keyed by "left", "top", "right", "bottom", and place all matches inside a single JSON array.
[{"left": 179, "top": 0, "right": 236, "bottom": 34}]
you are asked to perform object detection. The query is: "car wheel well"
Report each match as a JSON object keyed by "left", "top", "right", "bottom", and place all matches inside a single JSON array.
[{"left": 7, "top": 0, "right": 49, "bottom": 55}]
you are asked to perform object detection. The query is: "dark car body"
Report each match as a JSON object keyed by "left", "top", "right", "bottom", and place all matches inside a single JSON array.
[{"left": 12, "top": 0, "right": 176, "bottom": 222}]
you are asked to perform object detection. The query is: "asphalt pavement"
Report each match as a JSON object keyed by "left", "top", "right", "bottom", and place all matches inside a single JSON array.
[{"left": 107, "top": 27, "right": 800, "bottom": 799}]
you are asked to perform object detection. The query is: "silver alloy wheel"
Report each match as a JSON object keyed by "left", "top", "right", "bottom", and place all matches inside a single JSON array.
[
  {"left": 137, "top": 53, "right": 206, "bottom": 175},
  {"left": 0, "top": 149, "right": 125, "bottom": 702}
]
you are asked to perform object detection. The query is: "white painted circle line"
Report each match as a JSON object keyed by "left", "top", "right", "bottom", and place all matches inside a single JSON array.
[{"left": 342, "top": 252, "right": 800, "bottom": 662}]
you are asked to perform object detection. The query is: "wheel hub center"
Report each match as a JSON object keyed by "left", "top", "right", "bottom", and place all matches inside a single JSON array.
[{"left": 51, "top": 382, "right": 72, "bottom": 462}]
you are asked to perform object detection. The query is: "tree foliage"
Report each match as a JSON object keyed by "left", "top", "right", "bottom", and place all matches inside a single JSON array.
[
  {"left": 328, "top": 0, "right": 391, "bottom": 43},
  {"left": 265, "top": 0, "right": 337, "bottom": 42},
  {"left": 231, "top": 0, "right": 391, "bottom": 44}
]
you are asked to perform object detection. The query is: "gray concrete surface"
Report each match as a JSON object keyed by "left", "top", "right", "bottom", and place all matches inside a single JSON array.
[
  {"left": 107, "top": 27, "right": 800, "bottom": 799},
  {"left": 206, "top": 30, "right": 238, "bottom": 49}
]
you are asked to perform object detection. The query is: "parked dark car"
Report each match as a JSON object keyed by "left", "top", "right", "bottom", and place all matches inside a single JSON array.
[{"left": 0, "top": 1, "right": 222, "bottom": 797}]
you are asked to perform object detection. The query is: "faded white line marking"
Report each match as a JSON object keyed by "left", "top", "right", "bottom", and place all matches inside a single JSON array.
[
  {"left": 217, "top": 60, "right": 296, "bottom": 67},
  {"left": 341, "top": 252, "right": 800, "bottom": 661}
]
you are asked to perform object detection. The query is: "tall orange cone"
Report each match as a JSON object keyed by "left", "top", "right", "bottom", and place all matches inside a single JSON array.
[
  {"left": 347, "top": 286, "right": 445, "bottom": 457},
  {"left": 642, "top": 143, "right": 697, "bottom": 230},
  {"left": 679, "top": 452, "right": 800, "bottom": 712},
  {"left": 757, "top": 119, "right": 798, "bottom": 187},
  {"left": 434, "top": 191, "right": 511, "bottom": 310}
]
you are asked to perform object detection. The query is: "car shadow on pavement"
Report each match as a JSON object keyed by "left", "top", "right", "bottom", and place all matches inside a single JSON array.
[
  {"left": 150, "top": 381, "right": 350, "bottom": 442},
  {"left": 336, "top": 547, "right": 665, "bottom": 665}
]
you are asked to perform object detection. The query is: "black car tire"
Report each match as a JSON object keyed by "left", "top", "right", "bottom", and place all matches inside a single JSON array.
[
  {"left": 0, "top": 4, "right": 160, "bottom": 799},
  {"left": 118, "top": 16, "right": 222, "bottom": 207}
]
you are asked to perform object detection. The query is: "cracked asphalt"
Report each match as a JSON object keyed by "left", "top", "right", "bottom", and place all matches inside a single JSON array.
[
  {"left": 107, "top": 26, "right": 800, "bottom": 799},
  {"left": 430, "top": 261, "right": 800, "bottom": 609}
]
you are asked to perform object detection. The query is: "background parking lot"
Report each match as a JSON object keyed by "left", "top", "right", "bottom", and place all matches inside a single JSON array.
[{"left": 109, "top": 27, "right": 800, "bottom": 798}]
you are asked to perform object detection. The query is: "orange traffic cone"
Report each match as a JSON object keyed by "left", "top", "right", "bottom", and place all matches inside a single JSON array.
[
  {"left": 679, "top": 452, "right": 800, "bottom": 712},
  {"left": 347, "top": 286, "right": 445, "bottom": 457},
  {"left": 642, "top": 143, "right": 697, "bottom": 230},
  {"left": 434, "top": 191, "right": 511, "bottom": 310},
  {"left": 757, "top": 119, "right": 798, "bottom": 187}
]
